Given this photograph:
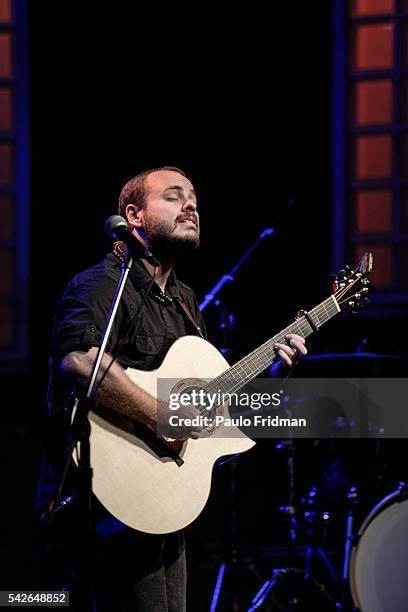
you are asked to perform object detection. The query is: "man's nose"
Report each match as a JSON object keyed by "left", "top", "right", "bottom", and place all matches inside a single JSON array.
[{"left": 183, "top": 198, "right": 197, "bottom": 212}]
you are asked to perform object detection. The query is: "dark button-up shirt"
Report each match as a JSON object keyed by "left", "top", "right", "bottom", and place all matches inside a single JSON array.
[
  {"left": 37, "top": 253, "right": 206, "bottom": 521},
  {"left": 54, "top": 253, "right": 206, "bottom": 370}
]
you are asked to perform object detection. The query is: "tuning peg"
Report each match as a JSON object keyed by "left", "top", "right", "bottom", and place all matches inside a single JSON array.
[
  {"left": 349, "top": 297, "right": 370, "bottom": 314},
  {"left": 333, "top": 268, "right": 346, "bottom": 280},
  {"left": 337, "top": 265, "right": 351, "bottom": 279},
  {"left": 332, "top": 269, "right": 348, "bottom": 288}
]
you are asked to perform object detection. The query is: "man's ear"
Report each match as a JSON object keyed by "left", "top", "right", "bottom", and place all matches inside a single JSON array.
[{"left": 125, "top": 204, "right": 143, "bottom": 229}]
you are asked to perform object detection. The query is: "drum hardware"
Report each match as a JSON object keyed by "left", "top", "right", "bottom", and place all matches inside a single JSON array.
[
  {"left": 342, "top": 486, "right": 358, "bottom": 581},
  {"left": 262, "top": 350, "right": 408, "bottom": 611},
  {"left": 210, "top": 455, "right": 263, "bottom": 612},
  {"left": 302, "top": 485, "right": 339, "bottom": 586},
  {"left": 247, "top": 439, "right": 340, "bottom": 611},
  {"left": 207, "top": 246, "right": 266, "bottom": 611},
  {"left": 325, "top": 485, "right": 359, "bottom": 612},
  {"left": 247, "top": 566, "right": 339, "bottom": 612},
  {"left": 247, "top": 567, "right": 304, "bottom": 612}
]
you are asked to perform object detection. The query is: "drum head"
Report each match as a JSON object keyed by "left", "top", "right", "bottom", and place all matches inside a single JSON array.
[{"left": 350, "top": 492, "right": 408, "bottom": 611}]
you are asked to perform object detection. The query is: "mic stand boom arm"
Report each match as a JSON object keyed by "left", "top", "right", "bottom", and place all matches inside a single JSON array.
[{"left": 199, "top": 228, "right": 275, "bottom": 312}]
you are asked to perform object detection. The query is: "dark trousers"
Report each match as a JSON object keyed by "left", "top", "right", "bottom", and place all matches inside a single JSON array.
[
  {"left": 46, "top": 505, "right": 186, "bottom": 612},
  {"left": 89, "top": 528, "right": 186, "bottom": 612}
]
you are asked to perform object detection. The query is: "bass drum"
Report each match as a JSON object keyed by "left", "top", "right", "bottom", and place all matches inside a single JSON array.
[{"left": 349, "top": 487, "right": 408, "bottom": 612}]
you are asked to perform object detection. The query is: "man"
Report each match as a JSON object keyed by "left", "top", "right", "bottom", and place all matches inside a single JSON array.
[{"left": 37, "top": 166, "right": 306, "bottom": 610}]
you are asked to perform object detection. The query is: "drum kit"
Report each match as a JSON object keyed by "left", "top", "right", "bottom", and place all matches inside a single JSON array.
[
  {"left": 245, "top": 480, "right": 408, "bottom": 612},
  {"left": 223, "top": 352, "right": 408, "bottom": 611},
  {"left": 204, "top": 238, "right": 406, "bottom": 610}
]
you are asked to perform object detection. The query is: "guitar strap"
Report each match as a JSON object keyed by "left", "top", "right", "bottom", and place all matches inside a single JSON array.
[{"left": 176, "top": 290, "right": 205, "bottom": 340}]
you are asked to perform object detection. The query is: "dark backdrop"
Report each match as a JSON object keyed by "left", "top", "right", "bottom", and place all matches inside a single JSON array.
[{"left": 28, "top": 3, "right": 332, "bottom": 372}]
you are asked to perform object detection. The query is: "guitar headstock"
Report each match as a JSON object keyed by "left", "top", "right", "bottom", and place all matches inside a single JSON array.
[{"left": 332, "top": 252, "right": 374, "bottom": 313}]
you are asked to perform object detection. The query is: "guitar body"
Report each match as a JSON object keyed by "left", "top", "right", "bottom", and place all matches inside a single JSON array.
[{"left": 88, "top": 335, "right": 255, "bottom": 534}]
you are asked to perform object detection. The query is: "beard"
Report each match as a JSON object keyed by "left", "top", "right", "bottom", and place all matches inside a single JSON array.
[{"left": 142, "top": 214, "right": 200, "bottom": 261}]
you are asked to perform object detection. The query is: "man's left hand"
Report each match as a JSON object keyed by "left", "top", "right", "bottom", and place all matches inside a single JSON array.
[{"left": 274, "top": 333, "right": 307, "bottom": 368}]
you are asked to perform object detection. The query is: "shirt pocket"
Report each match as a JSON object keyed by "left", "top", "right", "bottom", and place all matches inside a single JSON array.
[{"left": 135, "top": 334, "right": 164, "bottom": 356}]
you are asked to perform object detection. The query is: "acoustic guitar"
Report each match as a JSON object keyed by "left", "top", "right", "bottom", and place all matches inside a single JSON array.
[{"left": 80, "top": 254, "right": 373, "bottom": 534}]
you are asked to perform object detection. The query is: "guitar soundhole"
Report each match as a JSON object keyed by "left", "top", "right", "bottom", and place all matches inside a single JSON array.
[
  {"left": 168, "top": 378, "right": 227, "bottom": 439},
  {"left": 171, "top": 381, "right": 216, "bottom": 421}
]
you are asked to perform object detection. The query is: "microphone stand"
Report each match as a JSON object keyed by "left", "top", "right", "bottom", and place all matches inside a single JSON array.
[
  {"left": 47, "top": 252, "right": 134, "bottom": 611},
  {"left": 199, "top": 228, "right": 274, "bottom": 313},
  {"left": 204, "top": 228, "right": 275, "bottom": 612}
]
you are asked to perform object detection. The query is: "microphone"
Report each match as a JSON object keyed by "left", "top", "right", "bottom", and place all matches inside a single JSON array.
[{"left": 105, "top": 215, "right": 160, "bottom": 267}]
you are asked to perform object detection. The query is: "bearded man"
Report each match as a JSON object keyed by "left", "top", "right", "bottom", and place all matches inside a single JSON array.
[{"left": 36, "top": 166, "right": 306, "bottom": 611}]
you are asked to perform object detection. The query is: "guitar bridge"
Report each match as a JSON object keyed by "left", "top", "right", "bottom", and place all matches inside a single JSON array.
[{"left": 132, "top": 421, "right": 185, "bottom": 467}]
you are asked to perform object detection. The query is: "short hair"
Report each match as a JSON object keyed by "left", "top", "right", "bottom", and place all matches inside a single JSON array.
[{"left": 118, "top": 166, "right": 186, "bottom": 219}]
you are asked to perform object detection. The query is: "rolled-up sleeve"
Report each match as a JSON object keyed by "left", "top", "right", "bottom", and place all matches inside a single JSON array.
[{"left": 53, "top": 272, "right": 127, "bottom": 366}]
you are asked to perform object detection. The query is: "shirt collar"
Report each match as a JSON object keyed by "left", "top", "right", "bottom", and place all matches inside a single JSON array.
[{"left": 130, "top": 258, "right": 181, "bottom": 298}]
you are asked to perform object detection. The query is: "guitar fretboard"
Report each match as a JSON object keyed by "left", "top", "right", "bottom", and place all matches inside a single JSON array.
[{"left": 205, "top": 295, "right": 340, "bottom": 396}]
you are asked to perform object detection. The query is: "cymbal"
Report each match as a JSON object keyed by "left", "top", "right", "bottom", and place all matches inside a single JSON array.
[
  {"left": 273, "top": 351, "right": 408, "bottom": 376},
  {"left": 302, "top": 352, "right": 405, "bottom": 361}
]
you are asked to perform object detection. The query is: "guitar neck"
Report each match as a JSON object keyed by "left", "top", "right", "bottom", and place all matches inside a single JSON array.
[{"left": 206, "top": 295, "right": 340, "bottom": 395}]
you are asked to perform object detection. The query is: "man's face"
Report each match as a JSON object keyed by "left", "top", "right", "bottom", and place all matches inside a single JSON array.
[{"left": 139, "top": 170, "right": 200, "bottom": 258}]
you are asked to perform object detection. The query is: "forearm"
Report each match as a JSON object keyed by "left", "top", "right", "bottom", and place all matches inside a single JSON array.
[
  {"left": 270, "top": 359, "right": 286, "bottom": 378},
  {"left": 60, "top": 348, "right": 157, "bottom": 428}
]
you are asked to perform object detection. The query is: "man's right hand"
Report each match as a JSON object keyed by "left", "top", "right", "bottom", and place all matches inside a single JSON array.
[{"left": 157, "top": 399, "right": 210, "bottom": 439}]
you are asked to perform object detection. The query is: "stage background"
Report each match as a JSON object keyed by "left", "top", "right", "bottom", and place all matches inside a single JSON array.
[{"left": 1, "top": 3, "right": 407, "bottom": 610}]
